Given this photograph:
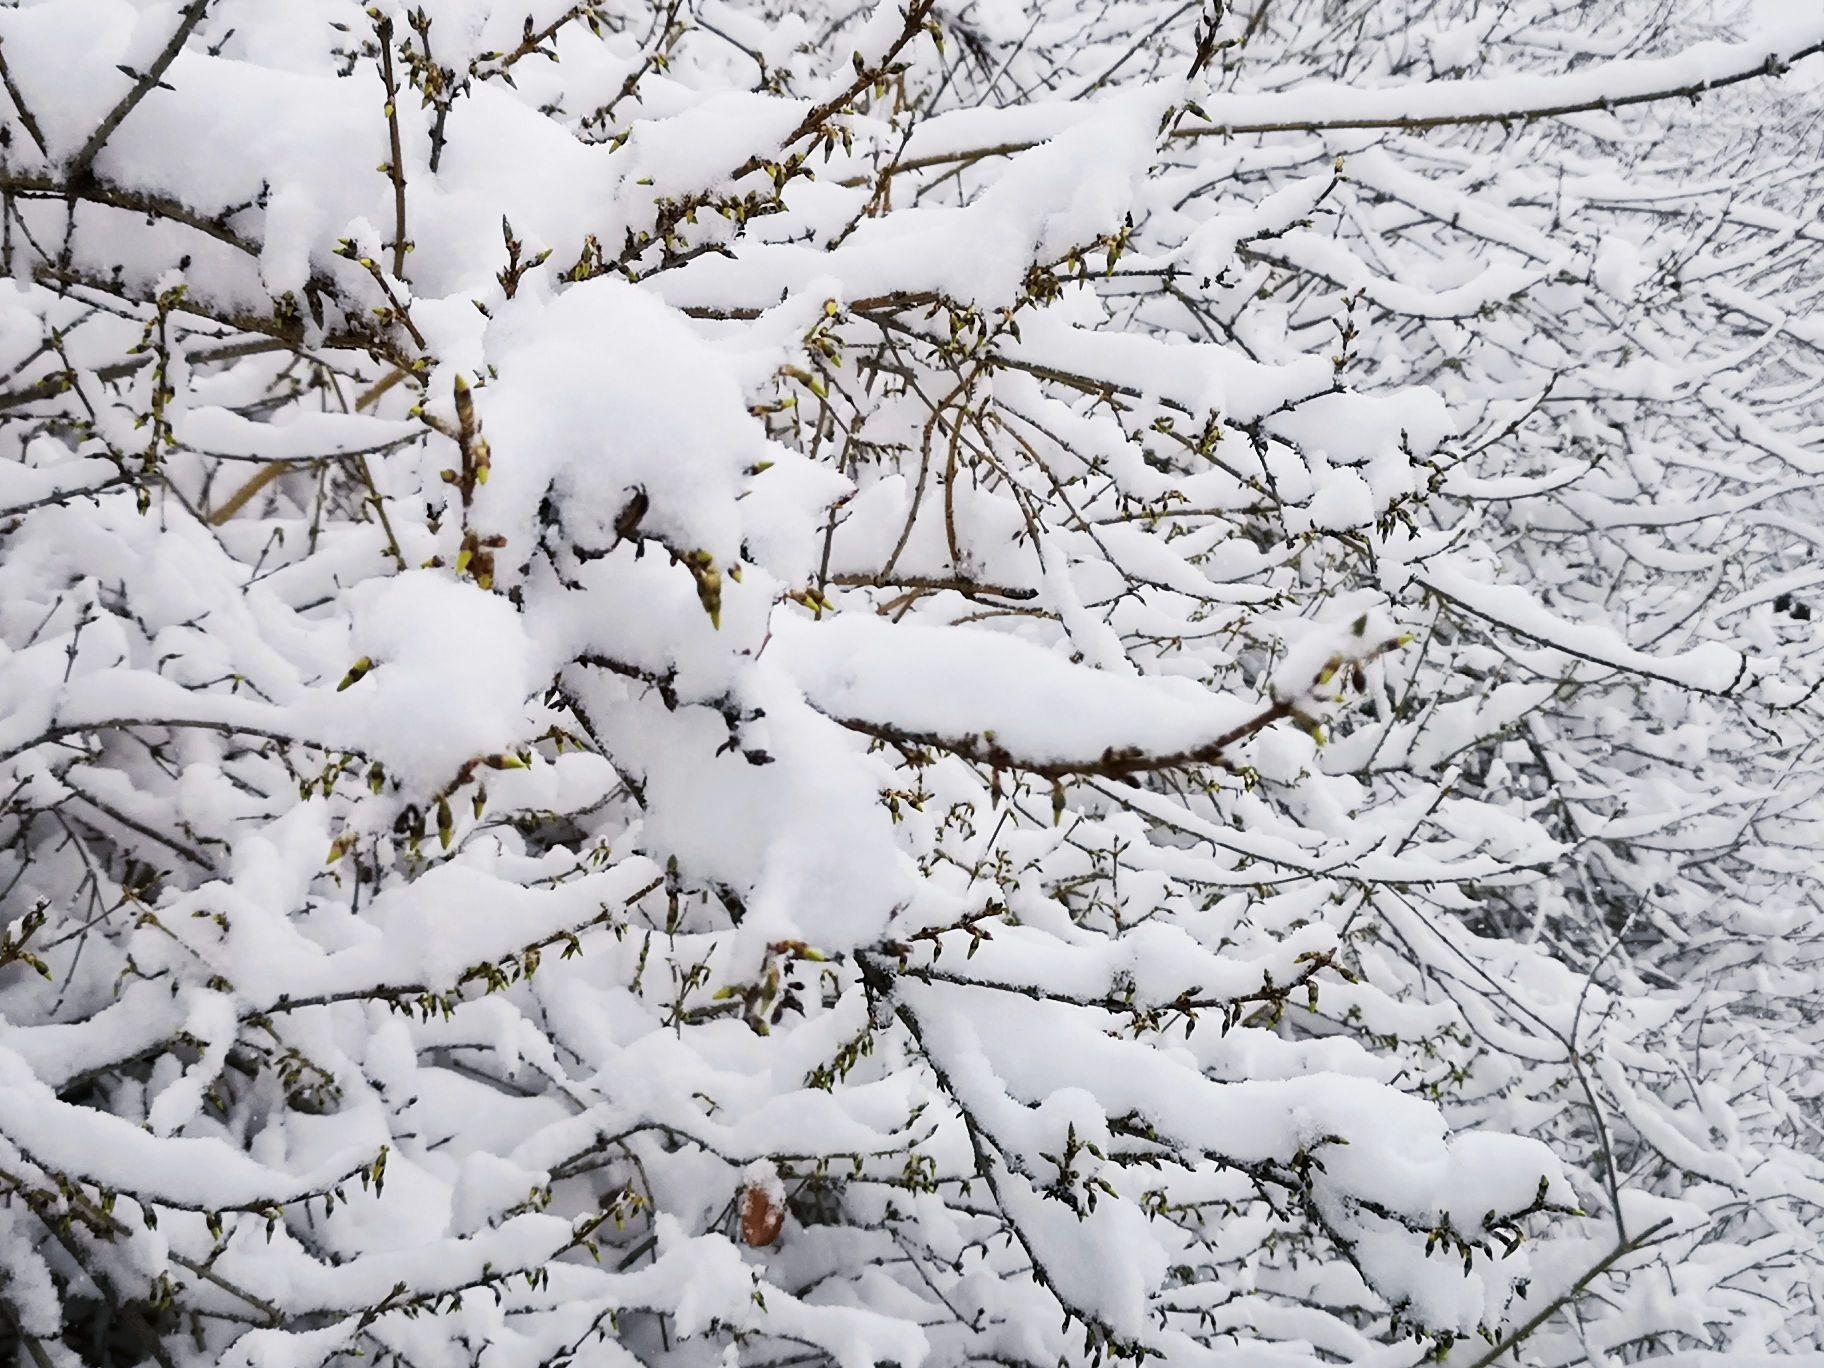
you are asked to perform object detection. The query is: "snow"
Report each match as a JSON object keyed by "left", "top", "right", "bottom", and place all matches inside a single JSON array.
[
  {"left": 476, "top": 279, "right": 771, "bottom": 569},
  {"left": 1420, "top": 566, "right": 1749, "bottom": 694},
  {"left": 773, "top": 613, "right": 1273, "bottom": 769},
  {"left": 1, "top": 0, "right": 1820, "bottom": 1365},
  {"left": 311, "top": 571, "right": 538, "bottom": 787}
]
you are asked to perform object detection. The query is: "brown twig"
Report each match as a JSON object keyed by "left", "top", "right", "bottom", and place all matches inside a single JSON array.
[
  {"left": 0, "top": 38, "right": 50, "bottom": 159},
  {"left": 207, "top": 461, "right": 289, "bottom": 525},
  {"left": 1461, "top": 1218, "right": 1675, "bottom": 1368},
  {"left": 828, "top": 691, "right": 1298, "bottom": 779},
  {"left": 374, "top": 14, "right": 411, "bottom": 280},
  {"left": 866, "top": 37, "right": 1824, "bottom": 182},
  {"left": 723, "top": 0, "right": 936, "bottom": 188},
  {"left": 68, "top": 0, "right": 210, "bottom": 182},
  {"left": 471, "top": 2, "right": 605, "bottom": 84}
]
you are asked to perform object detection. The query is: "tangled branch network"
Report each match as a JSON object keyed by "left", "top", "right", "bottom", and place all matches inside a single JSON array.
[{"left": 0, "top": 1, "right": 1821, "bottom": 1366}]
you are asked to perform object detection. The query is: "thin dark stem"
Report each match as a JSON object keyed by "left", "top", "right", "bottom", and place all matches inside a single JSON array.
[
  {"left": 0, "top": 38, "right": 50, "bottom": 159},
  {"left": 1461, "top": 1218, "right": 1676, "bottom": 1368},
  {"left": 873, "top": 36, "right": 1824, "bottom": 180},
  {"left": 68, "top": 0, "right": 211, "bottom": 181},
  {"left": 375, "top": 16, "right": 410, "bottom": 280}
]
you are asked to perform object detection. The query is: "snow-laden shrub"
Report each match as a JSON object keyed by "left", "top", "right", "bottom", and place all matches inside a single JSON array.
[{"left": 0, "top": 0, "right": 1820, "bottom": 1365}]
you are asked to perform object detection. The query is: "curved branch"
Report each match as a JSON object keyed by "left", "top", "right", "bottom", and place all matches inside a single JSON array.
[
  {"left": 876, "top": 25, "right": 1824, "bottom": 179},
  {"left": 826, "top": 689, "right": 1298, "bottom": 779}
]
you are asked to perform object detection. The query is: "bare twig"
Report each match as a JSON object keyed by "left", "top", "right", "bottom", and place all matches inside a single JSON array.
[
  {"left": 207, "top": 461, "right": 290, "bottom": 525},
  {"left": 1461, "top": 1218, "right": 1676, "bottom": 1368},
  {"left": 0, "top": 37, "right": 50, "bottom": 159},
  {"left": 375, "top": 14, "right": 411, "bottom": 280},
  {"left": 67, "top": 0, "right": 211, "bottom": 181},
  {"left": 869, "top": 34, "right": 1824, "bottom": 181}
]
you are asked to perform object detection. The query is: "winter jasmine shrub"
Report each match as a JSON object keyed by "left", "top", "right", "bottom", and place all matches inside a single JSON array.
[{"left": 0, "top": 1, "right": 1820, "bottom": 1366}]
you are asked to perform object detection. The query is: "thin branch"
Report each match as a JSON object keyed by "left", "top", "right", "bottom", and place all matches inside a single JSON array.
[
  {"left": 0, "top": 716, "right": 347, "bottom": 768},
  {"left": 207, "top": 461, "right": 290, "bottom": 525},
  {"left": 830, "top": 572, "right": 1039, "bottom": 601},
  {"left": 67, "top": 0, "right": 211, "bottom": 182},
  {"left": 471, "top": 1, "right": 604, "bottom": 84},
  {"left": 2, "top": 169, "right": 264, "bottom": 258},
  {"left": 0, "top": 37, "right": 50, "bottom": 159},
  {"left": 825, "top": 690, "right": 1296, "bottom": 779},
  {"left": 0, "top": 338, "right": 293, "bottom": 414},
  {"left": 1461, "top": 1218, "right": 1675, "bottom": 1368},
  {"left": 0, "top": 1294, "right": 58, "bottom": 1368},
  {"left": 374, "top": 14, "right": 411, "bottom": 280},
  {"left": 871, "top": 30, "right": 1824, "bottom": 180},
  {"left": 727, "top": 0, "right": 936, "bottom": 185}
]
